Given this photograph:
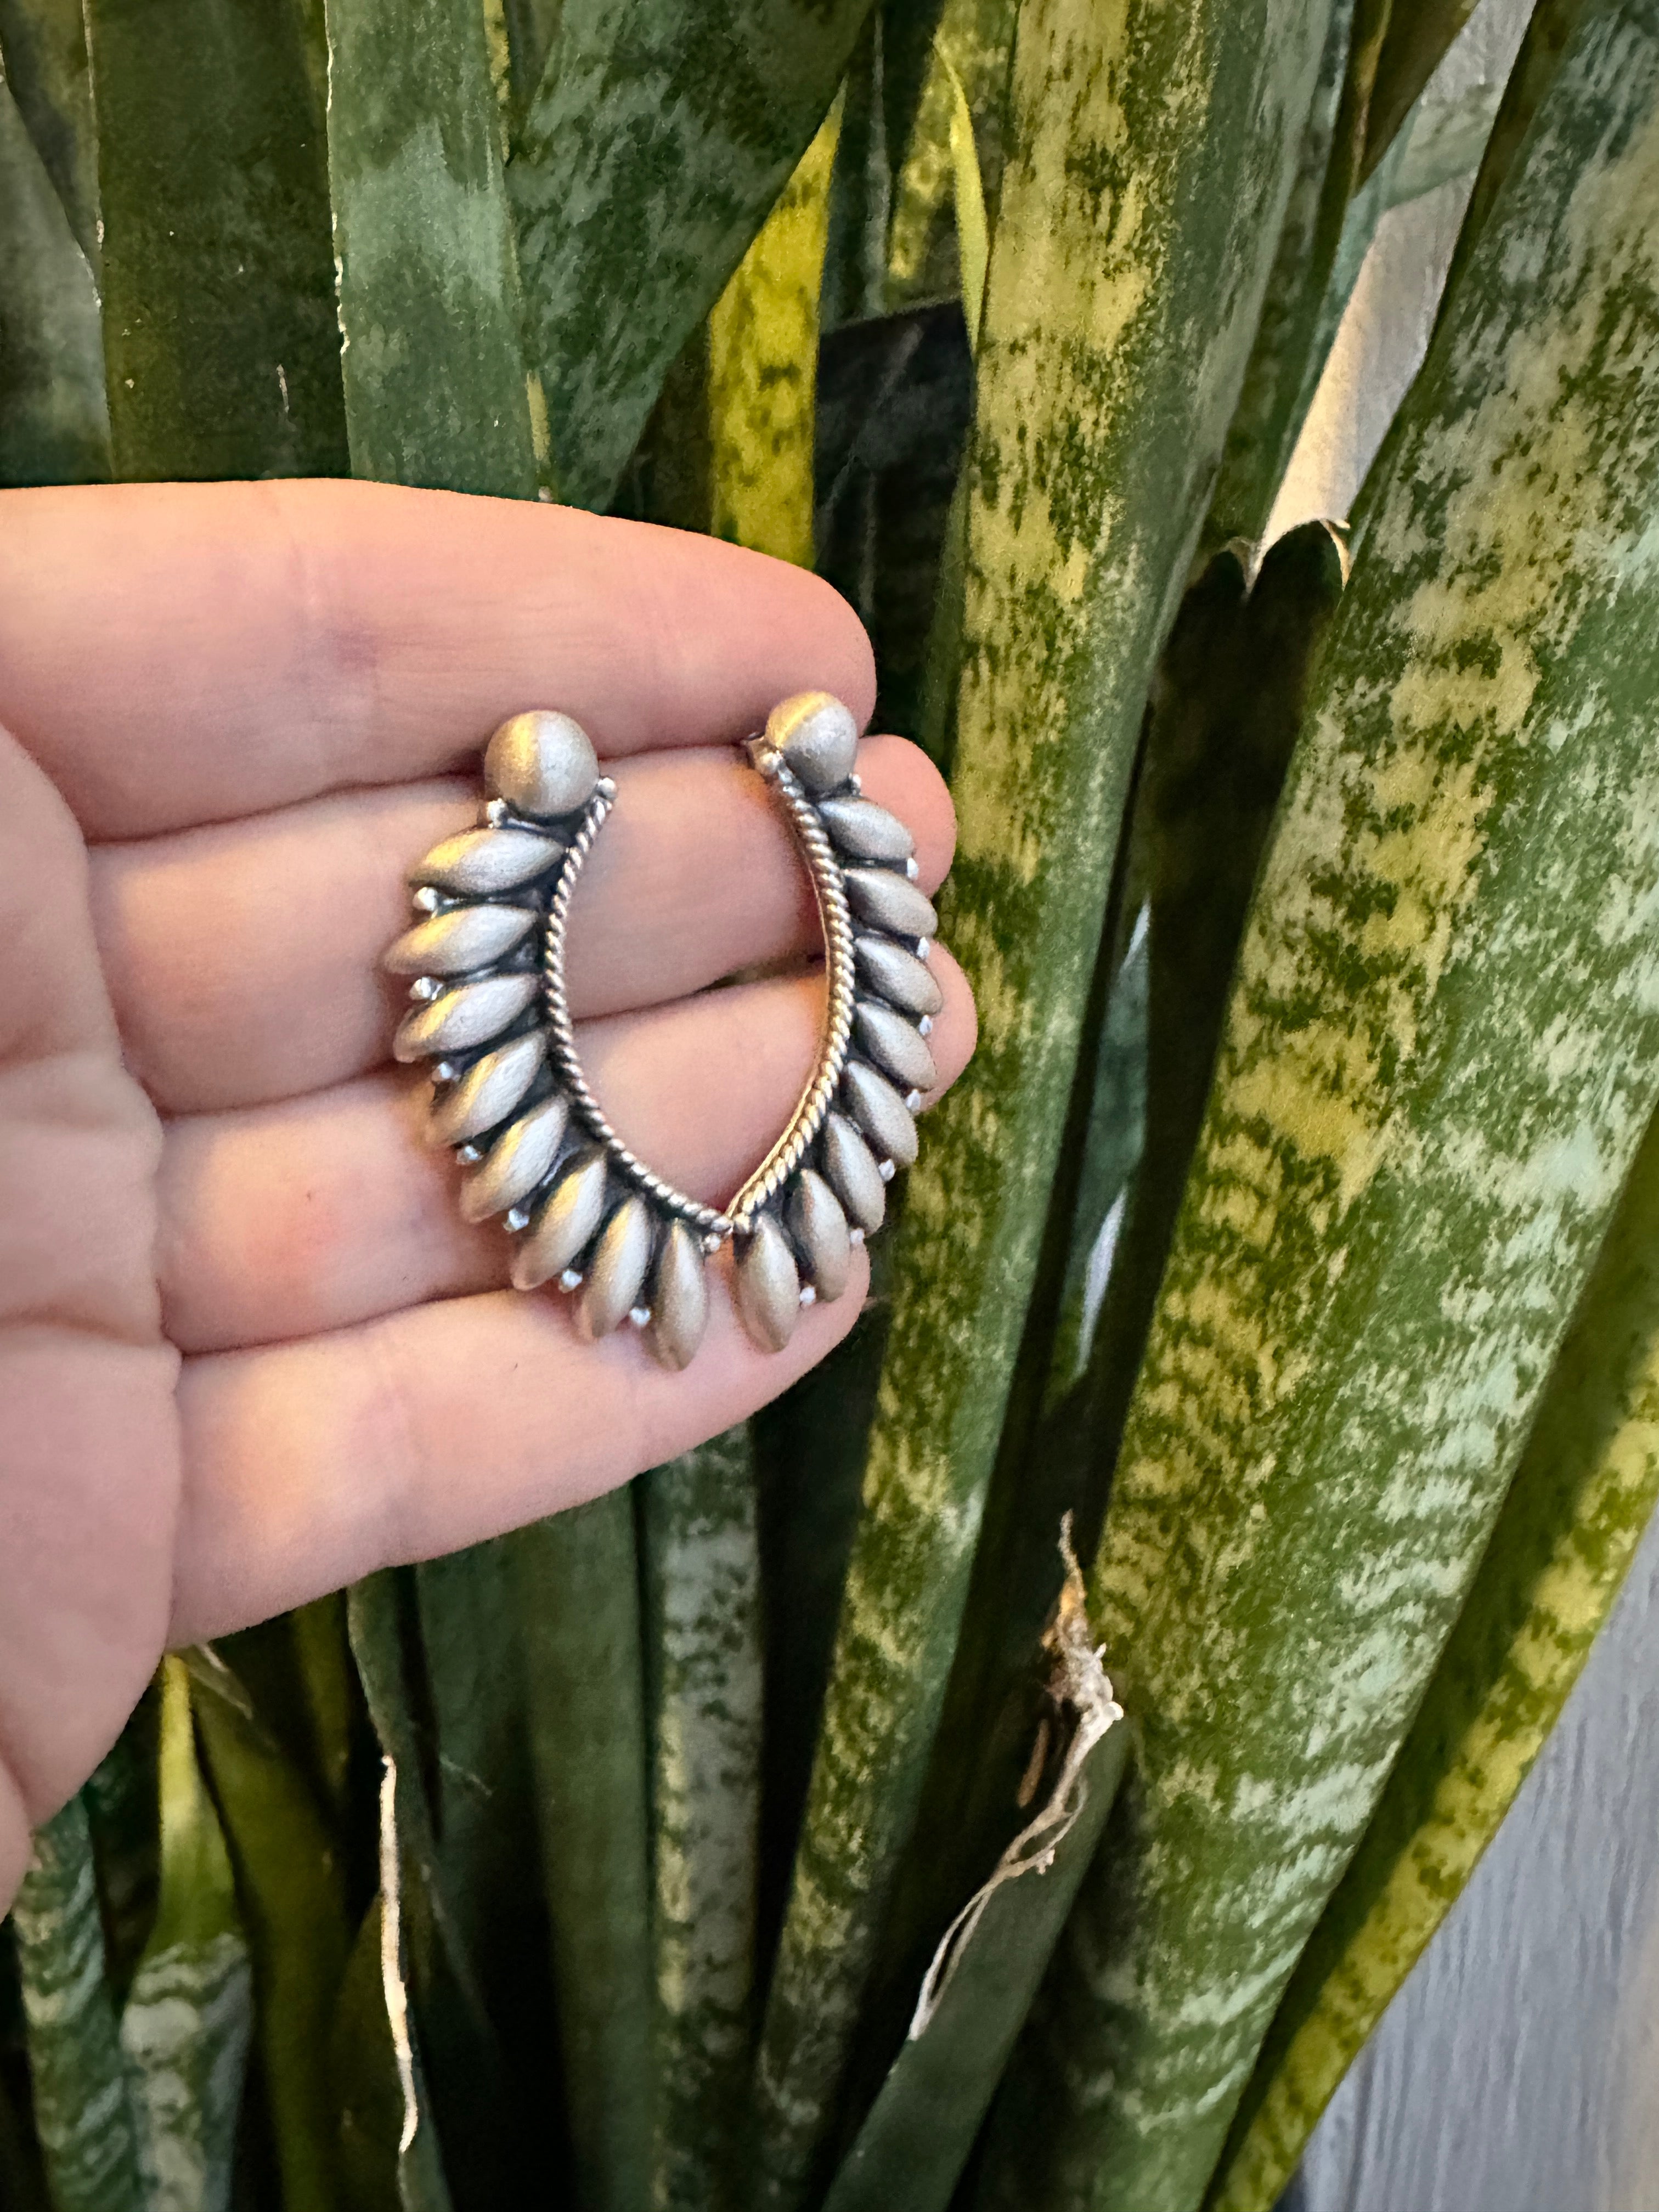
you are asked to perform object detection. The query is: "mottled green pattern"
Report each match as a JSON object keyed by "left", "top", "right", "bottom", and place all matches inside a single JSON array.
[
  {"left": 507, "top": 0, "right": 871, "bottom": 508},
  {"left": 707, "top": 104, "right": 838, "bottom": 565},
  {"left": 84, "top": 0, "right": 347, "bottom": 478},
  {"left": 13, "top": 1797, "right": 144, "bottom": 2212},
  {"left": 640, "top": 1430, "right": 762, "bottom": 2211},
  {"left": 120, "top": 1661, "right": 251, "bottom": 2212},
  {"left": 752, "top": 3, "right": 1333, "bottom": 2200},
  {"left": 0, "top": 64, "right": 108, "bottom": 485},
  {"left": 1214, "top": 1087, "right": 1659, "bottom": 2200},
  {"left": 981, "top": 12, "right": 1659, "bottom": 2205},
  {"left": 323, "top": 0, "right": 538, "bottom": 496},
  {"left": 514, "top": 1499, "right": 654, "bottom": 2212}
]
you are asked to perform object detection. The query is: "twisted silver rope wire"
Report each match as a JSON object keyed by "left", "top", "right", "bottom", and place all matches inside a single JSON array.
[{"left": 541, "top": 758, "right": 857, "bottom": 1242}]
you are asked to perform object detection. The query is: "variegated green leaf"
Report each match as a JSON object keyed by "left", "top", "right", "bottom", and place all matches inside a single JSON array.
[
  {"left": 1206, "top": 0, "right": 1386, "bottom": 543},
  {"left": 885, "top": 0, "right": 1019, "bottom": 314},
  {"left": 185, "top": 1645, "right": 351, "bottom": 2212},
  {"left": 0, "top": 62, "right": 108, "bottom": 486},
  {"left": 348, "top": 1572, "right": 515, "bottom": 2207},
  {"left": 1361, "top": 0, "right": 1479, "bottom": 176},
  {"left": 1211, "top": 1104, "right": 1659, "bottom": 2209},
  {"left": 0, "top": 0, "right": 98, "bottom": 264},
  {"left": 752, "top": 2, "right": 1335, "bottom": 2198},
  {"left": 120, "top": 1659, "right": 251, "bottom": 2212},
  {"left": 825, "top": 1728, "right": 1129, "bottom": 2212},
  {"left": 640, "top": 1429, "right": 763, "bottom": 2212},
  {"left": 864, "top": 524, "right": 1341, "bottom": 2113},
  {"left": 13, "top": 1797, "right": 144, "bottom": 2212},
  {"left": 978, "top": 9, "right": 1659, "bottom": 2205},
  {"left": 323, "top": 0, "right": 540, "bottom": 496},
  {"left": 507, "top": 0, "right": 873, "bottom": 509},
  {"left": 83, "top": 0, "right": 347, "bottom": 478},
  {"left": 708, "top": 103, "right": 838, "bottom": 565},
  {"left": 514, "top": 1499, "right": 654, "bottom": 2212}
]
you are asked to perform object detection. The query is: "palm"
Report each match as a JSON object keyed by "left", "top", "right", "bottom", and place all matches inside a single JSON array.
[{"left": 0, "top": 479, "right": 969, "bottom": 1909}]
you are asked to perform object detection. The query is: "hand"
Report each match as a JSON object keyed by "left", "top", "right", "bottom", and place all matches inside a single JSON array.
[{"left": 0, "top": 480, "right": 973, "bottom": 1909}]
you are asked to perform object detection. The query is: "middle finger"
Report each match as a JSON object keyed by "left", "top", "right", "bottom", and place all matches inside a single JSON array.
[{"left": 91, "top": 735, "right": 953, "bottom": 1114}]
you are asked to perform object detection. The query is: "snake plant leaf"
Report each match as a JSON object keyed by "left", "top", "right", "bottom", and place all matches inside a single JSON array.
[
  {"left": 1073, "top": 522, "right": 1347, "bottom": 1553},
  {"left": 78, "top": 1688, "right": 160, "bottom": 2016},
  {"left": 12, "top": 1796, "right": 144, "bottom": 2212},
  {"left": 184, "top": 1646, "right": 351, "bottom": 2212},
  {"left": 886, "top": 0, "right": 1019, "bottom": 314},
  {"left": 1210, "top": 1101, "right": 1659, "bottom": 2210},
  {"left": 822, "top": 23, "right": 886, "bottom": 331},
  {"left": 507, "top": 0, "right": 874, "bottom": 510},
  {"left": 0, "top": 0, "right": 97, "bottom": 264},
  {"left": 119, "top": 1659, "right": 252, "bottom": 2212},
  {"left": 639, "top": 1429, "right": 763, "bottom": 2212},
  {"left": 513, "top": 1498, "right": 654, "bottom": 2212},
  {"left": 823, "top": 1726, "right": 1130, "bottom": 2212},
  {"left": 1360, "top": 0, "right": 1480, "bottom": 177},
  {"left": 322, "top": 0, "right": 540, "bottom": 497},
  {"left": 328, "top": 1904, "right": 404, "bottom": 2212},
  {"left": 708, "top": 104, "right": 839, "bottom": 565},
  {"left": 1206, "top": 0, "right": 1389, "bottom": 544},
  {"left": 82, "top": 0, "right": 347, "bottom": 479},
  {"left": 0, "top": 66, "right": 108, "bottom": 486},
  {"left": 864, "top": 524, "right": 1342, "bottom": 2111},
  {"left": 976, "top": 10, "right": 1659, "bottom": 2205},
  {"left": 752, "top": 1306, "right": 889, "bottom": 1976},
  {"left": 347, "top": 1572, "right": 518, "bottom": 2205},
  {"left": 1435, "top": 0, "right": 1587, "bottom": 351},
  {"left": 753, "top": 1, "right": 1336, "bottom": 2197},
  {"left": 495, "top": 0, "right": 561, "bottom": 117}
]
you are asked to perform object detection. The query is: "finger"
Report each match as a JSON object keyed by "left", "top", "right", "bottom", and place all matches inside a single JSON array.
[
  {"left": 170, "top": 1262, "right": 869, "bottom": 1643},
  {"left": 91, "top": 736, "right": 955, "bottom": 1114},
  {"left": 159, "top": 947, "right": 977, "bottom": 1351},
  {"left": 0, "top": 481, "right": 874, "bottom": 840}
]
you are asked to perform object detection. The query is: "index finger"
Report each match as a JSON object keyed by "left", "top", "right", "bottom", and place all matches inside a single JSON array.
[{"left": 0, "top": 479, "right": 876, "bottom": 840}]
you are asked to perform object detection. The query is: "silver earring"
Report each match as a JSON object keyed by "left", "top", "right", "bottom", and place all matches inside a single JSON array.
[{"left": 386, "top": 693, "right": 943, "bottom": 1369}]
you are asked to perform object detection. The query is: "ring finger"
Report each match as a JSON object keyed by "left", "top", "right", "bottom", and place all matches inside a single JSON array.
[{"left": 158, "top": 947, "right": 977, "bottom": 1351}]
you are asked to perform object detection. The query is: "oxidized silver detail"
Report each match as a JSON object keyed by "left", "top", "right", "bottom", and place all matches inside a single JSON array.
[{"left": 388, "top": 695, "right": 945, "bottom": 1366}]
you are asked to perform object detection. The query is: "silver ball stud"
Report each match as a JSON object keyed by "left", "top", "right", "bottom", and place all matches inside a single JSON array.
[
  {"left": 765, "top": 691, "right": 860, "bottom": 794},
  {"left": 484, "top": 710, "right": 601, "bottom": 821}
]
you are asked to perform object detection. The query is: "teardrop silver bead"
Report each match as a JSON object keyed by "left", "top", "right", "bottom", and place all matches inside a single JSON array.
[
  {"left": 788, "top": 1170, "right": 851, "bottom": 1302},
  {"left": 817, "top": 798, "right": 915, "bottom": 865},
  {"left": 842, "top": 1059, "right": 919, "bottom": 1167},
  {"left": 577, "top": 1197, "right": 655, "bottom": 1339},
  {"left": 393, "top": 972, "right": 538, "bottom": 1062},
  {"left": 384, "top": 902, "right": 538, "bottom": 977},
  {"left": 484, "top": 710, "right": 601, "bottom": 821},
  {"left": 736, "top": 1213, "right": 801, "bottom": 1352},
  {"left": 853, "top": 933, "right": 945, "bottom": 1017},
  {"left": 853, "top": 1001, "right": 938, "bottom": 1094},
  {"left": 511, "top": 1147, "right": 610, "bottom": 1290},
  {"left": 426, "top": 1031, "right": 546, "bottom": 1147},
  {"left": 460, "top": 1092, "right": 569, "bottom": 1222},
  {"left": 413, "top": 827, "right": 571, "bottom": 893},
  {"left": 647, "top": 1221, "right": 710, "bottom": 1372},
  {"left": 842, "top": 867, "right": 938, "bottom": 938},
  {"left": 766, "top": 691, "right": 859, "bottom": 793},
  {"left": 410, "top": 825, "right": 565, "bottom": 895},
  {"left": 820, "top": 1111, "right": 887, "bottom": 1234}
]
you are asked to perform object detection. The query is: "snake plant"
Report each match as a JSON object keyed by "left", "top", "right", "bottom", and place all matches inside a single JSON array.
[{"left": 2, "top": 0, "right": 1654, "bottom": 2207}]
